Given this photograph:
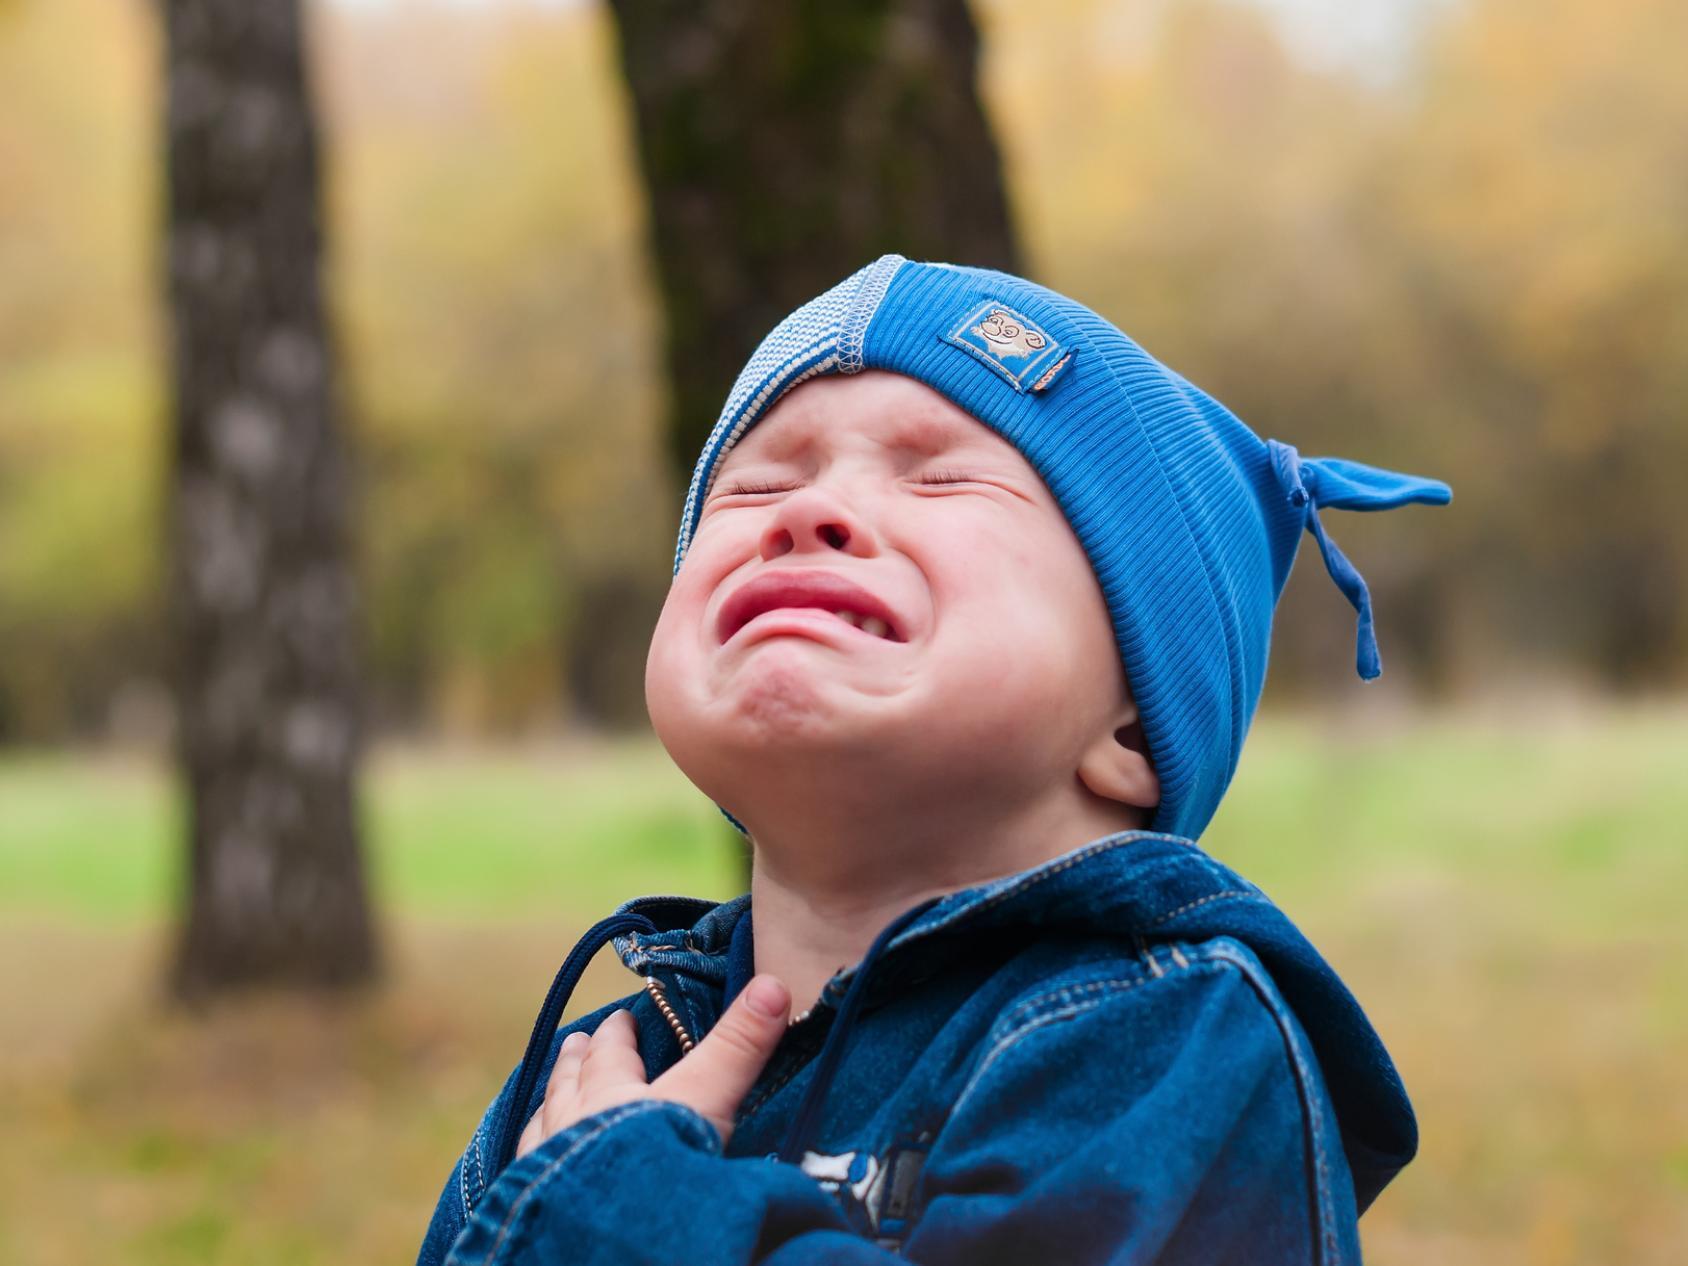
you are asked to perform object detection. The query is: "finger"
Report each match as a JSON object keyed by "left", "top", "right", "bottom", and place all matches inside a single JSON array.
[
  {"left": 654, "top": 974, "right": 789, "bottom": 1143},
  {"left": 540, "top": 1030, "right": 590, "bottom": 1135},
  {"left": 515, "top": 1106, "right": 544, "bottom": 1160},
  {"left": 578, "top": 1009, "right": 648, "bottom": 1093}
]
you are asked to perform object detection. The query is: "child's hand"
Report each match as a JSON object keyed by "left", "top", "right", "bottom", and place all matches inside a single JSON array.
[{"left": 514, "top": 974, "right": 792, "bottom": 1159}]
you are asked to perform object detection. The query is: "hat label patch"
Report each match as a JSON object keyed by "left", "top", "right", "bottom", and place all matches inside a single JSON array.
[{"left": 944, "top": 301, "right": 1071, "bottom": 393}]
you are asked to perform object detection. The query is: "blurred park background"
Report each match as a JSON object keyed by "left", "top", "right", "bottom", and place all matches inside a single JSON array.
[{"left": 1, "top": 0, "right": 1685, "bottom": 1261}]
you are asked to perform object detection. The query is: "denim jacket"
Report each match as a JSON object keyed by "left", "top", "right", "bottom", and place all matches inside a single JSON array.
[{"left": 417, "top": 832, "right": 1417, "bottom": 1265}]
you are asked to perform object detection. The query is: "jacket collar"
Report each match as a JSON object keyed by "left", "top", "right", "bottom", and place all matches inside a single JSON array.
[
  {"left": 609, "top": 830, "right": 1260, "bottom": 1004},
  {"left": 608, "top": 828, "right": 1417, "bottom": 1215}
]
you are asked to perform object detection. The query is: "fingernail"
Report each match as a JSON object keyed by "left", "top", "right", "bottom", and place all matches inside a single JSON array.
[{"left": 744, "top": 975, "right": 789, "bottom": 1018}]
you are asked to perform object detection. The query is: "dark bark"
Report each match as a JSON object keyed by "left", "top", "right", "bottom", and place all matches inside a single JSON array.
[
  {"left": 606, "top": 0, "right": 1021, "bottom": 883},
  {"left": 604, "top": 0, "right": 1023, "bottom": 496},
  {"left": 162, "top": 0, "right": 378, "bottom": 997}
]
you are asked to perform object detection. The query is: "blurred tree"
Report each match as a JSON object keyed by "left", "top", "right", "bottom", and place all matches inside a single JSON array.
[
  {"left": 605, "top": 0, "right": 1023, "bottom": 877},
  {"left": 0, "top": 0, "right": 164, "bottom": 743},
  {"left": 162, "top": 0, "right": 378, "bottom": 996},
  {"left": 605, "top": 0, "right": 1023, "bottom": 490},
  {"left": 1383, "top": 0, "right": 1688, "bottom": 690},
  {"left": 5, "top": 0, "right": 1687, "bottom": 743},
  {"left": 324, "top": 2, "right": 673, "bottom": 735}
]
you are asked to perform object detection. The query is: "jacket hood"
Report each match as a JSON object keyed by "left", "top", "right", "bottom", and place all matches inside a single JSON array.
[{"left": 610, "top": 830, "right": 1417, "bottom": 1213}]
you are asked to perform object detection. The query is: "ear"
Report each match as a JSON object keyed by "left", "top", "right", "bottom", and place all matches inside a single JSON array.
[{"left": 1076, "top": 704, "right": 1160, "bottom": 816}]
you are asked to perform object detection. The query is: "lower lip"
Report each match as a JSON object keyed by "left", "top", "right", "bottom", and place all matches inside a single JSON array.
[{"left": 727, "top": 608, "right": 897, "bottom": 648}]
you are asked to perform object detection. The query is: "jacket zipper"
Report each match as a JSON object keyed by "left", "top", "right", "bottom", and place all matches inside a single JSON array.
[
  {"left": 643, "top": 976, "right": 696, "bottom": 1053},
  {"left": 643, "top": 974, "right": 813, "bottom": 1056}
]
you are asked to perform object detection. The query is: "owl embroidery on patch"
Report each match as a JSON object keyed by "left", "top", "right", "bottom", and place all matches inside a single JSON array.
[{"left": 971, "top": 308, "right": 1048, "bottom": 360}]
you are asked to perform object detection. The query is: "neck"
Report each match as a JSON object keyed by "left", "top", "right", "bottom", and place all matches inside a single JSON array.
[{"left": 741, "top": 779, "right": 1141, "bottom": 1016}]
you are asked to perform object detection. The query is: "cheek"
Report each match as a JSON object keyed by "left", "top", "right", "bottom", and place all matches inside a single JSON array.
[
  {"left": 938, "top": 532, "right": 1116, "bottom": 705},
  {"left": 687, "top": 513, "right": 760, "bottom": 563},
  {"left": 644, "top": 572, "right": 709, "bottom": 706},
  {"left": 935, "top": 522, "right": 1060, "bottom": 642},
  {"left": 643, "top": 537, "right": 748, "bottom": 706},
  {"left": 643, "top": 595, "right": 682, "bottom": 716}
]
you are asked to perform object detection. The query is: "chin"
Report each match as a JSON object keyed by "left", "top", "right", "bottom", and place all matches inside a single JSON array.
[
  {"left": 723, "top": 690, "right": 892, "bottom": 764},
  {"left": 654, "top": 676, "right": 904, "bottom": 806},
  {"left": 690, "top": 639, "right": 890, "bottom": 743}
]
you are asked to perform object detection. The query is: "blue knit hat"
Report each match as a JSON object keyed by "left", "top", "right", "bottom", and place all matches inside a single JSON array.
[{"left": 672, "top": 255, "right": 1451, "bottom": 840}]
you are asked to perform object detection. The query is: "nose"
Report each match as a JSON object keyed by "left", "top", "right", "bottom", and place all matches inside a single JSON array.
[{"left": 757, "top": 484, "right": 877, "bottom": 562}]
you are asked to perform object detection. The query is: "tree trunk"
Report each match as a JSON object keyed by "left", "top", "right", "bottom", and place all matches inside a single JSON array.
[
  {"left": 163, "top": 0, "right": 378, "bottom": 998},
  {"left": 606, "top": 0, "right": 1021, "bottom": 885},
  {"left": 605, "top": 0, "right": 1023, "bottom": 495}
]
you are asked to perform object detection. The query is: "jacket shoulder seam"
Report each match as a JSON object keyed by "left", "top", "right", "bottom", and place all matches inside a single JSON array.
[
  {"left": 1144, "top": 887, "right": 1262, "bottom": 928},
  {"left": 954, "top": 943, "right": 1346, "bottom": 1265},
  {"left": 460, "top": 1126, "right": 483, "bottom": 1221},
  {"left": 1196, "top": 940, "right": 1346, "bottom": 1266},
  {"left": 994, "top": 956, "right": 1159, "bottom": 1036},
  {"left": 988, "top": 930, "right": 1221, "bottom": 1037},
  {"left": 956, "top": 961, "right": 1216, "bottom": 1115}
]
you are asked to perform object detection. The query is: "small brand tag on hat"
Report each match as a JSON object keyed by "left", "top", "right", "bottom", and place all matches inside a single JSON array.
[{"left": 943, "top": 301, "right": 1071, "bottom": 393}]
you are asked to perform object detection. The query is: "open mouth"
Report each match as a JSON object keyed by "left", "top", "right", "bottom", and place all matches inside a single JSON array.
[
  {"left": 717, "top": 570, "right": 907, "bottom": 645},
  {"left": 739, "top": 605, "right": 896, "bottom": 641}
]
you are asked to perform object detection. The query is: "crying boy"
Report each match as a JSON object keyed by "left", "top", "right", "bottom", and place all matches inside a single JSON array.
[{"left": 419, "top": 255, "right": 1449, "bottom": 1266}]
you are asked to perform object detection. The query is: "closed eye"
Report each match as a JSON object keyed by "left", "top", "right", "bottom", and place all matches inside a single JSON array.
[
  {"left": 712, "top": 479, "right": 795, "bottom": 498},
  {"left": 914, "top": 467, "right": 986, "bottom": 487},
  {"left": 709, "top": 469, "right": 990, "bottom": 502}
]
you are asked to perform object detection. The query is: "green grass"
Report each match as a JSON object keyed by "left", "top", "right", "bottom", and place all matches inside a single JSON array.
[
  {"left": 0, "top": 736, "right": 743, "bottom": 923},
  {"left": 0, "top": 750, "right": 180, "bottom": 920},
  {"left": 1203, "top": 705, "right": 1688, "bottom": 940},
  {"left": 361, "top": 739, "right": 742, "bottom": 917},
  {"left": 6, "top": 709, "right": 1683, "bottom": 938},
  {"left": 2, "top": 707, "right": 1686, "bottom": 1265}
]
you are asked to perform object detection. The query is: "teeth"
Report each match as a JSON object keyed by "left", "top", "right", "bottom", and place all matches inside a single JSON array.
[{"left": 827, "top": 609, "right": 892, "bottom": 639}]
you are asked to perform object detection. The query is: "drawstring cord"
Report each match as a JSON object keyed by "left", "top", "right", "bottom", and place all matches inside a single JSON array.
[
  {"left": 1266, "top": 440, "right": 1452, "bottom": 680},
  {"left": 490, "top": 910, "right": 659, "bottom": 1175},
  {"left": 492, "top": 895, "right": 944, "bottom": 1174},
  {"left": 776, "top": 897, "right": 943, "bottom": 1165}
]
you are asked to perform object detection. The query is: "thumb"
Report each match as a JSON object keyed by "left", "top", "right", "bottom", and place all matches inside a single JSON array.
[{"left": 654, "top": 974, "right": 790, "bottom": 1145}]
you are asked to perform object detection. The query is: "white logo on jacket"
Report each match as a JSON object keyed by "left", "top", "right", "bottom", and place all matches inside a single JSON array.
[{"left": 798, "top": 1145, "right": 928, "bottom": 1240}]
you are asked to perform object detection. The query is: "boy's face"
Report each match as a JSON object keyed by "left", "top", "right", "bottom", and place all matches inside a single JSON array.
[{"left": 645, "top": 370, "right": 1139, "bottom": 830}]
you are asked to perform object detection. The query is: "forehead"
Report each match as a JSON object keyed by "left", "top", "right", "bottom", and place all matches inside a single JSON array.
[{"left": 722, "top": 371, "right": 1012, "bottom": 464}]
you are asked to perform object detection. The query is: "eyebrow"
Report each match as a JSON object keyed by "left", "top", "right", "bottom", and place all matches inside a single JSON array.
[{"left": 739, "top": 411, "right": 986, "bottom": 464}]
